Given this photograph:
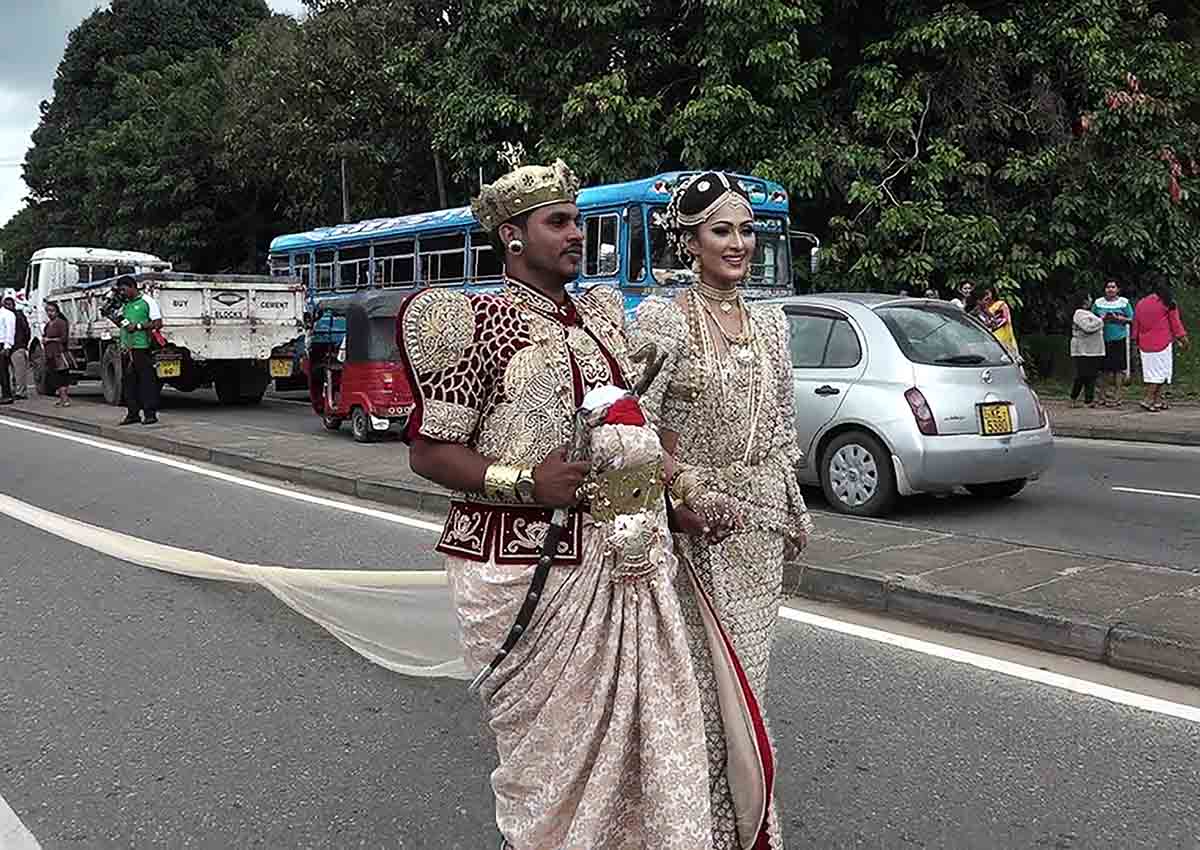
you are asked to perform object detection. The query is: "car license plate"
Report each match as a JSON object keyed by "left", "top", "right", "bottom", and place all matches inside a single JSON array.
[
  {"left": 979, "top": 402, "right": 1013, "bottom": 435},
  {"left": 155, "top": 359, "right": 182, "bottom": 379},
  {"left": 269, "top": 358, "right": 293, "bottom": 378}
]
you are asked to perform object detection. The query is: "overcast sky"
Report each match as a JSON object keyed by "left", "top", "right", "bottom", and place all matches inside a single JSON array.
[{"left": 0, "top": 0, "right": 307, "bottom": 230}]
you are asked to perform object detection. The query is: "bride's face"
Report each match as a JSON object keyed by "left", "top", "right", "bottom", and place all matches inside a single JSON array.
[{"left": 686, "top": 198, "right": 756, "bottom": 288}]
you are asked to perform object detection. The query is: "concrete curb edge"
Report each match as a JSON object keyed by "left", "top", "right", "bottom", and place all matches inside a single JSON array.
[
  {"left": 783, "top": 562, "right": 1200, "bottom": 686},
  {"left": 1052, "top": 424, "right": 1200, "bottom": 446}
]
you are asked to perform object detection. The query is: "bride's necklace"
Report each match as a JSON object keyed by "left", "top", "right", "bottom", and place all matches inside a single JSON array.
[
  {"left": 697, "top": 279, "right": 740, "bottom": 315},
  {"left": 690, "top": 289, "right": 753, "bottom": 361}
]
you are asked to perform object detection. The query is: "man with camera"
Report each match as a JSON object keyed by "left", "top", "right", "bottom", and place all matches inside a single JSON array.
[{"left": 110, "top": 276, "right": 163, "bottom": 425}]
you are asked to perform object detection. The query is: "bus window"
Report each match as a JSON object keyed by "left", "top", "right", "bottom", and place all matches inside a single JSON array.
[
  {"left": 419, "top": 233, "right": 466, "bottom": 284},
  {"left": 117, "top": 266, "right": 135, "bottom": 277},
  {"left": 24, "top": 262, "right": 38, "bottom": 299},
  {"left": 269, "top": 255, "right": 291, "bottom": 277},
  {"left": 750, "top": 226, "right": 790, "bottom": 286},
  {"left": 472, "top": 243, "right": 503, "bottom": 280},
  {"left": 315, "top": 250, "right": 335, "bottom": 291},
  {"left": 374, "top": 240, "right": 415, "bottom": 286},
  {"left": 290, "top": 253, "right": 312, "bottom": 289},
  {"left": 626, "top": 206, "right": 645, "bottom": 282},
  {"left": 337, "top": 245, "right": 371, "bottom": 289},
  {"left": 584, "top": 214, "right": 619, "bottom": 277},
  {"left": 648, "top": 206, "right": 688, "bottom": 283}
]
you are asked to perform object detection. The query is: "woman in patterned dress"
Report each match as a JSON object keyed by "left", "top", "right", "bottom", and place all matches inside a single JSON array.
[{"left": 634, "top": 172, "right": 814, "bottom": 850}]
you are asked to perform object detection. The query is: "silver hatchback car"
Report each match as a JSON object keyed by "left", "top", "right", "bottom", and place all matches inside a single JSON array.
[{"left": 768, "top": 293, "right": 1055, "bottom": 517}]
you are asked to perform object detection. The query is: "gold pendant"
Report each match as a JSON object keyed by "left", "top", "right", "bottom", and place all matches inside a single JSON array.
[{"left": 720, "top": 301, "right": 733, "bottom": 314}]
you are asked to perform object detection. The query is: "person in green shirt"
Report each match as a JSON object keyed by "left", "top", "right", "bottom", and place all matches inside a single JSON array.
[
  {"left": 1092, "top": 279, "right": 1134, "bottom": 406},
  {"left": 112, "top": 276, "right": 163, "bottom": 425}
]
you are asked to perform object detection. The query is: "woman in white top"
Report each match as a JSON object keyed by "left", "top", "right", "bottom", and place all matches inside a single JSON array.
[{"left": 1070, "top": 292, "right": 1106, "bottom": 407}]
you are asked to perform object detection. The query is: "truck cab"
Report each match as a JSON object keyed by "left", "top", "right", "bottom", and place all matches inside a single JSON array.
[{"left": 23, "top": 247, "right": 172, "bottom": 317}]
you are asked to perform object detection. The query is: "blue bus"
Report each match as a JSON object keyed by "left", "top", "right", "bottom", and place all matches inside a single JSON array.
[{"left": 268, "top": 171, "right": 794, "bottom": 348}]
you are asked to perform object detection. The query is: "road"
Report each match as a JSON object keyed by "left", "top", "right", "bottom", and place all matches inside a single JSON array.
[
  {"left": 55, "top": 386, "right": 1200, "bottom": 569},
  {"left": 2, "top": 421, "right": 1199, "bottom": 848}
]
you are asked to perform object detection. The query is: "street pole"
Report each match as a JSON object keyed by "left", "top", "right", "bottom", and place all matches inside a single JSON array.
[
  {"left": 434, "top": 153, "right": 448, "bottom": 209},
  {"left": 341, "top": 157, "right": 350, "bottom": 223}
]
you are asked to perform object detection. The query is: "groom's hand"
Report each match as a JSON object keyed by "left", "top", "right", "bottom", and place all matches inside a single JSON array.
[{"left": 533, "top": 446, "right": 591, "bottom": 508}]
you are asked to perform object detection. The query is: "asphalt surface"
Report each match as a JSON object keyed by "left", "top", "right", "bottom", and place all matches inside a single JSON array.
[
  {"left": 106, "top": 385, "right": 1200, "bottom": 569},
  {"left": 863, "top": 438, "right": 1200, "bottom": 569},
  {"left": 2, "top": 424, "right": 1200, "bottom": 848}
]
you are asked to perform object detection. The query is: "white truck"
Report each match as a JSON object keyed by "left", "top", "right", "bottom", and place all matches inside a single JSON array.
[{"left": 21, "top": 247, "right": 306, "bottom": 405}]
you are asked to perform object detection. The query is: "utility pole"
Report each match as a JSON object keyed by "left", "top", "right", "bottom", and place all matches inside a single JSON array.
[
  {"left": 434, "top": 153, "right": 448, "bottom": 209},
  {"left": 341, "top": 156, "right": 350, "bottom": 223}
]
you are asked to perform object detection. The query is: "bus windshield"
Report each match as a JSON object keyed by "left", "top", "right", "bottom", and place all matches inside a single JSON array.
[{"left": 647, "top": 207, "right": 790, "bottom": 288}]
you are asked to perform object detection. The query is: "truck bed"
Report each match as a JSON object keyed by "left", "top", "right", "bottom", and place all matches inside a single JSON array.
[{"left": 55, "top": 272, "right": 305, "bottom": 362}]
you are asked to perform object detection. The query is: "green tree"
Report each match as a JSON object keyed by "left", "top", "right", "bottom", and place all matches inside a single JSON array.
[
  {"left": 802, "top": 0, "right": 1199, "bottom": 326},
  {"left": 12, "top": 0, "right": 269, "bottom": 269},
  {"left": 222, "top": 0, "right": 450, "bottom": 227},
  {"left": 431, "top": 0, "right": 828, "bottom": 190}
]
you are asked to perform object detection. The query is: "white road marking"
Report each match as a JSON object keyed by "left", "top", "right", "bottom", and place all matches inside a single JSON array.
[
  {"left": 1113, "top": 486, "right": 1200, "bottom": 502},
  {"left": 0, "top": 792, "right": 41, "bottom": 850},
  {"left": 777, "top": 606, "right": 1200, "bottom": 724},
  {"left": 0, "top": 417, "right": 442, "bottom": 533},
  {"left": 6, "top": 415, "right": 1199, "bottom": 723}
]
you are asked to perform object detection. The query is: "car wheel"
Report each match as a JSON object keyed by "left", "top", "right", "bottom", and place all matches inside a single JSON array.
[
  {"left": 965, "top": 479, "right": 1027, "bottom": 500},
  {"left": 821, "top": 431, "right": 897, "bottom": 517},
  {"left": 351, "top": 407, "right": 373, "bottom": 443}
]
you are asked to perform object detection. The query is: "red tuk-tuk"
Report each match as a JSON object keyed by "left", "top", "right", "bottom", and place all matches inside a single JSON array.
[{"left": 304, "top": 292, "right": 414, "bottom": 442}]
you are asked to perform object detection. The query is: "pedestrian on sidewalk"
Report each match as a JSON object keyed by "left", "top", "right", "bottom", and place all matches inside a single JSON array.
[
  {"left": 109, "top": 276, "right": 163, "bottom": 425},
  {"left": 978, "top": 286, "right": 1020, "bottom": 359},
  {"left": 4, "top": 296, "right": 31, "bottom": 399},
  {"left": 1092, "top": 279, "right": 1134, "bottom": 406},
  {"left": 1070, "top": 293, "right": 1105, "bottom": 407},
  {"left": 1132, "top": 277, "right": 1189, "bottom": 412},
  {"left": 0, "top": 296, "right": 15, "bottom": 404},
  {"left": 950, "top": 281, "right": 974, "bottom": 310},
  {"left": 42, "top": 302, "right": 72, "bottom": 407}
]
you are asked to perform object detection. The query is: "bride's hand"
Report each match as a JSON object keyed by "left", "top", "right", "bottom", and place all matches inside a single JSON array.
[
  {"left": 672, "top": 504, "right": 737, "bottom": 544},
  {"left": 691, "top": 492, "right": 742, "bottom": 544}
]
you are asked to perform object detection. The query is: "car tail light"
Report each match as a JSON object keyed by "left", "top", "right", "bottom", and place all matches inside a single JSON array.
[
  {"left": 905, "top": 387, "right": 938, "bottom": 435},
  {"left": 1032, "top": 390, "right": 1048, "bottom": 428}
]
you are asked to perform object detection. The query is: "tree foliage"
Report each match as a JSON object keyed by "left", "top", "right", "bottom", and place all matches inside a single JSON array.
[{"left": 2, "top": 0, "right": 1198, "bottom": 321}]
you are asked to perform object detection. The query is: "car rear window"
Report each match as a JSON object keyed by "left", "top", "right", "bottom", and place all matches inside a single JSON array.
[{"left": 876, "top": 304, "right": 1013, "bottom": 367}]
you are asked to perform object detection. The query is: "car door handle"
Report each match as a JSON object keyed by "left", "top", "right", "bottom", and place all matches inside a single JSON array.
[{"left": 814, "top": 385, "right": 840, "bottom": 396}]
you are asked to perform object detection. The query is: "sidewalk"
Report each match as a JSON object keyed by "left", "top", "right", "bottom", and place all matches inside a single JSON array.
[
  {"left": 3, "top": 393, "right": 1199, "bottom": 687},
  {"left": 1044, "top": 398, "right": 1200, "bottom": 445}
]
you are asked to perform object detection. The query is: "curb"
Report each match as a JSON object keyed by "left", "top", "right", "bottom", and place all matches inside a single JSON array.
[
  {"left": 0, "top": 406, "right": 454, "bottom": 516},
  {"left": 1051, "top": 424, "right": 1200, "bottom": 447},
  {"left": 783, "top": 562, "right": 1200, "bottom": 687},
  {"left": 6, "top": 405, "right": 1200, "bottom": 687}
]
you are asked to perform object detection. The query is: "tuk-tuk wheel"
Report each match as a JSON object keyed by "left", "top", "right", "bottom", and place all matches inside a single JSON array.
[
  {"left": 322, "top": 413, "right": 342, "bottom": 431},
  {"left": 351, "top": 407, "right": 374, "bottom": 443}
]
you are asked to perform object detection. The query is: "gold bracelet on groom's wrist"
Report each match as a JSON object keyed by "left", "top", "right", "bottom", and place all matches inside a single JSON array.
[{"left": 484, "top": 464, "right": 536, "bottom": 503}]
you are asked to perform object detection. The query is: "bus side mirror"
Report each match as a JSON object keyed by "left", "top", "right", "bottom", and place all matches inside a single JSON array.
[{"left": 810, "top": 246, "right": 820, "bottom": 274}]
